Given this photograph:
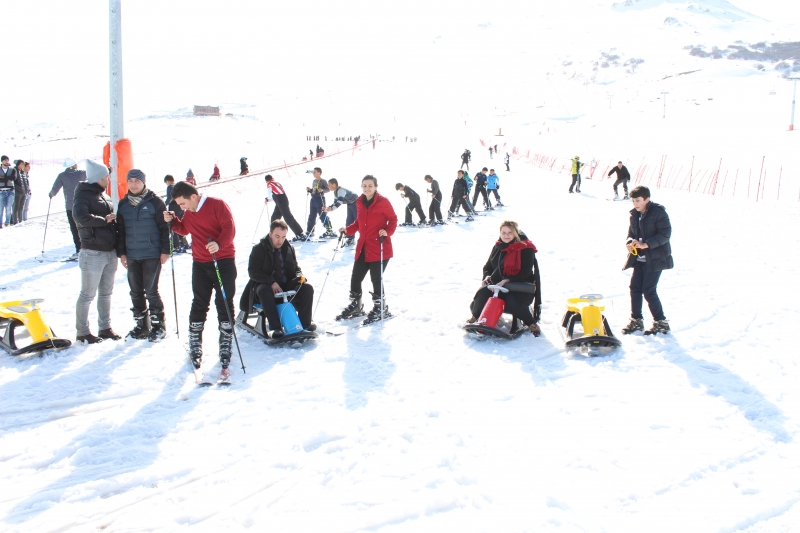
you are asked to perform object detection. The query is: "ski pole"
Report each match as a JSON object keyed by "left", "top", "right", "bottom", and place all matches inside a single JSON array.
[
  {"left": 41, "top": 196, "right": 52, "bottom": 254},
  {"left": 169, "top": 228, "right": 180, "bottom": 338},
  {"left": 313, "top": 231, "right": 344, "bottom": 319},
  {"left": 252, "top": 201, "right": 266, "bottom": 244},
  {"left": 207, "top": 238, "right": 246, "bottom": 373}
]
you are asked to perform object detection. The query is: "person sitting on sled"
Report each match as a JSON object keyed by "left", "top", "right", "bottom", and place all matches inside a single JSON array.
[
  {"left": 468, "top": 220, "right": 542, "bottom": 336},
  {"left": 240, "top": 220, "right": 315, "bottom": 339}
]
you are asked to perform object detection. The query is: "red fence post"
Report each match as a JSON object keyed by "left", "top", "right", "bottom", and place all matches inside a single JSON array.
[{"left": 756, "top": 156, "right": 765, "bottom": 202}]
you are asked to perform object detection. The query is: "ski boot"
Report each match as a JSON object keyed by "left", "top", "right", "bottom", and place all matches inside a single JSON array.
[
  {"left": 417, "top": 220, "right": 428, "bottom": 227},
  {"left": 345, "top": 236, "right": 355, "bottom": 246},
  {"left": 321, "top": 228, "right": 338, "bottom": 238},
  {"left": 398, "top": 222, "right": 415, "bottom": 227},
  {"left": 644, "top": 319, "right": 670, "bottom": 336},
  {"left": 336, "top": 291, "right": 365, "bottom": 320},
  {"left": 127, "top": 308, "right": 150, "bottom": 340},
  {"left": 496, "top": 201, "right": 504, "bottom": 207},
  {"left": 188, "top": 321, "right": 204, "bottom": 367},
  {"left": 292, "top": 233, "right": 308, "bottom": 242},
  {"left": 621, "top": 318, "right": 644, "bottom": 335},
  {"left": 613, "top": 193, "right": 620, "bottom": 200},
  {"left": 148, "top": 310, "right": 166, "bottom": 342},
  {"left": 465, "top": 214, "right": 475, "bottom": 222},
  {"left": 219, "top": 321, "right": 233, "bottom": 369},
  {"left": 623, "top": 195, "right": 629, "bottom": 200},
  {"left": 364, "top": 293, "right": 391, "bottom": 324}
]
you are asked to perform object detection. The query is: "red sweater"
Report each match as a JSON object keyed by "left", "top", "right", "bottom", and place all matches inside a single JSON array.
[{"left": 172, "top": 196, "right": 236, "bottom": 263}]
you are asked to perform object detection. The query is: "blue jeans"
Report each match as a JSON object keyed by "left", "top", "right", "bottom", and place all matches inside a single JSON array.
[
  {"left": 0, "top": 190, "right": 15, "bottom": 225},
  {"left": 630, "top": 262, "right": 665, "bottom": 321},
  {"left": 306, "top": 194, "right": 331, "bottom": 233},
  {"left": 22, "top": 193, "right": 31, "bottom": 221},
  {"left": 76, "top": 250, "right": 118, "bottom": 336}
]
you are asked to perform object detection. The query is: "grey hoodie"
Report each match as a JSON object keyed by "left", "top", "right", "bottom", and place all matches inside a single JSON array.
[{"left": 49, "top": 168, "right": 87, "bottom": 209}]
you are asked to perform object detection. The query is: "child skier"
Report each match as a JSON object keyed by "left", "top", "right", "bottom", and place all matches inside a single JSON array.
[
  {"left": 324, "top": 178, "right": 358, "bottom": 245},
  {"left": 305, "top": 167, "right": 335, "bottom": 238},
  {"left": 424, "top": 174, "right": 444, "bottom": 225},
  {"left": 449, "top": 171, "right": 475, "bottom": 221},
  {"left": 472, "top": 167, "right": 492, "bottom": 210},
  {"left": 264, "top": 174, "right": 306, "bottom": 241},
  {"left": 163, "top": 181, "right": 237, "bottom": 370},
  {"left": 487, "top": 169, "right": 503, "bottom": 206},
  {"left": 395, "top": 183, "right": 426, "bottom": 226}
]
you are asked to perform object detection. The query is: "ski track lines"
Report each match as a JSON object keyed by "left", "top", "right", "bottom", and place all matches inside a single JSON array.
[{"left": 1, "top": 141, "right": 799, "bottom": 531}]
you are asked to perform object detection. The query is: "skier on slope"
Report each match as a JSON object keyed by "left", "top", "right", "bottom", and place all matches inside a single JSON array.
[
  {"left": 424, "top": 174, "right": 444, "bottom": 225},
  {"left": 324, "top": 178, "right": 358, "bottom": 246},
  {"left": 305, "top": 167, "right": 335, "bottom": 238},
  {"left": 448, "top": 170, "right": 475, "bottom": 222},
  {"left": 460, "top": 149, "right": 471, "bottom": 171},
  {"left": 622, "top": 185, "right": 673, "bottom": 336},
  {"left": 116, "top": 169, "right": 171, "bottom": 342},
  {"left": 608, "top": 161, "right": 631, "bottom": 200},
  {"left": 569, "top": 156, "right": 583, "bottom": 193},
  {"left": 395, "top": 183, "right": 426, "bottom": 226},
  {"left": 472, "top": 167, "right": 492, "bottom": 210},
  {"left": 163, "top": 181, "right": 237, "bottom": 371},
  {"left": 264, "top": 174, "right": 306, "bottom": 241},
  {"left": 337, "top": 175, "right": 398, "bottom": 323},
  {"left": 504, "top": 152, "right": 510, "bottom": 172},
  {"left": 487, "top": 169, "right": 503, "bottom": 206},
  {"left": 48, "top": 158, "right": 87, "bottom": 260}
]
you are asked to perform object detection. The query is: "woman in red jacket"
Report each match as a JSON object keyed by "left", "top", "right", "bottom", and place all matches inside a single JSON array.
[{"left": 337, "top": 175, "right": 398, "bottom": 322}]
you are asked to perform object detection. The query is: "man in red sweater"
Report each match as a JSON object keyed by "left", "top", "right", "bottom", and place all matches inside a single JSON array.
[{"left": 164, "top": 181, "right": 237, "bottom": 369}]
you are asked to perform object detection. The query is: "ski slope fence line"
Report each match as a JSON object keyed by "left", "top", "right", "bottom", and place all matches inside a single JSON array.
[
  {"left": 20, "top": 140, "right": 377, "bottom": 222},
  {"left": 510, "top": 149, "right": 797, "bottom": 203}
]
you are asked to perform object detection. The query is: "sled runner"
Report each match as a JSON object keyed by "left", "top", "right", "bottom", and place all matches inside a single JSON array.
[
  {"left": 236, "top": 289, "right": 318, "bottom": 347},
  {"left": 561, "top": 294, "right": 621, "bottom": 356},
  {"left": 0, "top": 299, "right": 72, "bottom": 355},
  {"left": 463, "top": 283, "right": 536, "bottom": 340}
]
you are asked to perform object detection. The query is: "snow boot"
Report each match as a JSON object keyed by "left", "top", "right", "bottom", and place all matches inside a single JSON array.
[
  {"left": 77, "top": 333, "right": 103, "bottom": 344},
  {"left": 127, "top": 308, "right": 150, "bottom": 340},
  {"left": 148, "top": 310, "right": 166, "bottom": 342},
  {"left": 188, "top": 321, "right": 204, "bottom": 367},
  {"left": 218, "top": 321, "right": 233, "bottom": 369},
  {"left": 336, "top": 291, "right": 364, "bottom": 320},
  {"left": 365, "top": 293, "right": 390, "bottom": 323},
  {"left": 644, "top": 319, "right": 670, "bottom": 336},
  {"left": 98, "top": 328, "right": 122, "bottom": 340},
  {"left": 621, "top": 318, "right": 644, "bottom": 335}
]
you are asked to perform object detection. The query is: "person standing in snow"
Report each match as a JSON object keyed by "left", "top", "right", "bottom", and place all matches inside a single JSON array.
[
  {"left": 116, "top": 169, "right": 171, "bottom": 342},
  {"left": 424, "top": 174, "right": 444, "bottom": 225},
  {"left": 11, "top": 160, "right": 26, "bottom": 224},
  {"left": 504, "top": 152, "right": 510, "bottom": 172},
  {"left": 622, "top": 186, "right": 673, "bottom": 336},
  {"left": 20, "top": 162, "right": 32, "bottom": 222},
  {"left": 487, "top": 169, "right": 503, "bottom": 206},
  {"left": 239, "top": 157, "right": 249, "bottom": 176},
  {"left": 209, "top": 164, "right": 221, "bottom": 182},
  {"left": 449, "top": 171, "right": 475, "bottom": 221},
  {"left": 609, "top": 161, "right": 631, "bottom": 199},
  {"left": 163, "top": 181, "right": 237, "bottom": 370},
  {"left": 264, "top": 174, "right": 306, "bottom": 241},
  {"left": 460, "top": 149, "right": 471, "bottom": 171},
  {"left": 468, "top": 220, "right": 541, "bottom": 336},
  {"left": 73, "top": 160, "right": 120, "bottom": 344},
  {"left": 395, "top": 183, "right": 426, "bottom": 226},
  {"left": 471, "top": 167, "right": 492, "bottom": 210},
  {"left": 0, "top": 156, "right": 16, "bottom": 228},
  {"left": 186, "top": 169, "right": 196, "bottom": 185},
  {"left": 164, "top": 175, "right": 190, "bottom": 253},
  {"left": 489, "top": 146, "right": 493, "bottom": 159},
  {"left": 337, "top": 175, "right": 398, "bottom": 322},
  {"left": 324, "top": 178, "right": 358, "bottom": 245},
  {"left": 569, "top": 156, "right": 583, "bottom": 193},
  {"left": 305, "top": 167, "right": 335, "bottom": 238},
  {"left": 48, "top": 158, "right": 87, "bottom": 259}
]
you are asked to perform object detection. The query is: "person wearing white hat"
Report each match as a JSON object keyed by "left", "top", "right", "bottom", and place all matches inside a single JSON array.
[{"left": 49, "top": 158, "right": 87, "bottom": 259}]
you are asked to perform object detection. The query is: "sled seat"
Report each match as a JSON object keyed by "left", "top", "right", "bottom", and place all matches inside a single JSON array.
[{"left": 566, "top": 294, "right": 605, "bottom": 314}]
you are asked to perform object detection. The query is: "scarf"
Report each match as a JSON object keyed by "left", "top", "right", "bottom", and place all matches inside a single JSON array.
[
  {"left": 128, "top": 188, "right": 149, "bottom": 207},
  {"left": 498, "top": 239, "right": 537, "bottom": 276}
]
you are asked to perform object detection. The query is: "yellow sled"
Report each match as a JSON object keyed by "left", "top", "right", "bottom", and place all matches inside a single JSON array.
[
  {"left": 0, "top": 299, "right": 71, "bottom": 355},
  {"left": 561, "top": 294, "right": 620, "bottom": 356}
]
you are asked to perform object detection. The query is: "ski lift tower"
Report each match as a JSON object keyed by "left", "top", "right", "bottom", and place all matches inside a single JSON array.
[
  {"left": 109, "top": 0, "right": 123, "bottom": 210},
  {"left": 789, "top": 77, "right": 799, "bottom": 131}
]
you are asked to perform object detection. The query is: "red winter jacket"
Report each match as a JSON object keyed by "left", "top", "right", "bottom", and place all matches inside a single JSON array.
[{"left": 345, "top": 192, "right": 397, "bottom": 262}]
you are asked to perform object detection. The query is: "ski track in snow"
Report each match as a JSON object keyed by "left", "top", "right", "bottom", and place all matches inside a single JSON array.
[{"left": 1, "top": 135, "right": 799, "bottom": 532}]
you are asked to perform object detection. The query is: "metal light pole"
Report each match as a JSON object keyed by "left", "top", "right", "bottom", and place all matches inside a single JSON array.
[
  {"left": 790, "top": 78, "right": 798, "bottom": 131},
  {"left": 109, "top": 0, "right": 123, "bottom": 210},
  {"left": 661, "top": 91, "right": 669, "bottom": 118}
]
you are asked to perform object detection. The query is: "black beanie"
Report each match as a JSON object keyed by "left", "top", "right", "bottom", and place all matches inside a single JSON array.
[{"left": 127, "top": 169, "right": 146, "bottom": 184}]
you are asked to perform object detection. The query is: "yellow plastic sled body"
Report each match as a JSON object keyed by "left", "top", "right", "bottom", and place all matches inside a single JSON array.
[
  {"left": 562, "top": 294, "right": 620, "bottom": 356},
  {"left": 0, "top": 299, "right": 71, "bottom": 355}
]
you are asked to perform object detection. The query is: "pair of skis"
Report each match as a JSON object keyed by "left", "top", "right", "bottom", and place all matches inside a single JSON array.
[
  {"left": 326, "top": 311, "right": 395, "bottom": 336},
  {"left": 189, "top": 356, "right": 232, "bottom": 386}
]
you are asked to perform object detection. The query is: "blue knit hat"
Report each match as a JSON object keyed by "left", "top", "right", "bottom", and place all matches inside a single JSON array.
[{"left": 127, "top": 169, "right": 146, "bottom": 184}]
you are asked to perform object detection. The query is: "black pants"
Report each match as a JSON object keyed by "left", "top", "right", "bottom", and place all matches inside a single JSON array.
[
  {"left": 461, "top": 161, "right": 469, "bottom": 171},
  {"left": 404, "top": 199, "right": 426, "bottom": 223},
  {"left": 429, "top": 192, "right": 443, "bottom": 221},
  {"left": 630, "top": 262, "right": 665, "bottom": 321},
  {"left": 127, "top": 257, "right": 165, "bottom": 313},
  {"left": 449, "top": 196, "right": 472, "bottom": 214},
  {"left": 67, "top": 210, "right": 81, "bottom": 253},
  {"left": 613, "top": 178, "right": 629, "bottom": 195},
  {"left": 569, "top": 174, "right": 581, "bottom": 192},
  {"left": 254, "top": 281, "right": 314, "bottom": 331},
  {"left": 471, "top": 286, "right": 535, "bottom": 325},
  {"left": 270, "top": 193, "right": 305, "bottom": 236},
  {"left": 472, "top": 185, "right": 490, "bottom": 208},
  {"left": 190, "top": 258, "right": 237, "bottom": 324},
  {"left": 505, "top": 163, "right": 510, "bottom": 171},
  {"left": 350, "top": 250, "right": 389, "bottom": 297},
  {"left": 12, "top": 190, "right": 25, "bottom": 224}
]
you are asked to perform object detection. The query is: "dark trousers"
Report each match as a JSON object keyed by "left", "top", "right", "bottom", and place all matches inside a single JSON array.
[
  {"left": 429, "top": 193, "right": 443, "bottom": 221},
  {"left": 66, "top": 210, "right": 81, "bottom": 253},
  {"left": 127, "top": 258, "right": 165, "bottom": 313},
  {"left": 449, "top": 196, "right": 472, "bottom": 214},
  {"left": 472, "top": 185, "right": 491, "bottom": 208},
  {"left": 190, "top": 258, "right": 237, "bottom": 324},
  {"left": 471, "top": 287, "right": 535, "bottom": 325},
  {"left": 505, "top": 163, "right": 510, "bottom": 171},
  {"left": 307, "top": 194, "right": 331, "bottom": 233},
  {"left": 404, "top": 199, "right": 426, "bottom": 223},
  {"left": 630, "top": 262, "right": 665, "bottom": 321},
  {"left": 613, "top": 178, "right": 629, "bottom": 195},
  {"left": 350, "top": 250, "right": 389, "bottom": 297},
  {"left": 254, "top": 281, "right": 314, "bottom": 331},
  {"left": 488, "top": 188, "right": 501, "bottom": 201},
  {"left": 12, "top": 191, "right": 26, "bottom": 224},
  {"left": 569, "top": 174, "right": 581, "bottom": 192},
  {"left": 345, "top": 202, "right": 357, "bottom": 227},
  {"left": 270, "top": 193, "right": 305, "bottom": 236}
]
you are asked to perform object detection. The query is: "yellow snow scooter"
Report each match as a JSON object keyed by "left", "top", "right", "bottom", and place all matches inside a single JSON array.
[
  {"left": 561, "top": 294, "right": 621, "bottom": 356},
  {"left": 0, "top": 299, "right": 72, "bottom": 355}
]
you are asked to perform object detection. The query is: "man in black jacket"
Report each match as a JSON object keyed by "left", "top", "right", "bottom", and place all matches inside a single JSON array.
[
  {"left": 448, "top": 171, "right": 474, "bottom": 221},
  {"left": 622, "top": 186, "right": 673, "bottom": 335},
  {"left": 240, "top": 221, "right": 315, "bottom": 338},
  {"left": 609, "top": 161, "right": 631, "bottom": 199},
  {"left": 73, "top": 159, "right": 120, "bottom": 343},
  {"left": 424, "top": 175, "right": 444, "bottom": 225},
  {"left": 395, "top": 183, "right": 426, "bottom": 226},
  {"left": 117, "top": 169, "right": 172, "bottom": 342},
  {"left": 471, "top": 167, "right": 492, "bottom": 210}
]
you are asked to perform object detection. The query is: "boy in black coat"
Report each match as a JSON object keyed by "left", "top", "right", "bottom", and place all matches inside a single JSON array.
[
  {"left": 448, "top": 171, "right": 475, "bottom": 221},
  {"left": 396, "top": 183, "right": 426, "bottom": 226}
]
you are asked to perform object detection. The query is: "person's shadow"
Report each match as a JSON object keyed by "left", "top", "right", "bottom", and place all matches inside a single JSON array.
[{"left": 340, "top": 324, "right": 396, "bottom": 410}]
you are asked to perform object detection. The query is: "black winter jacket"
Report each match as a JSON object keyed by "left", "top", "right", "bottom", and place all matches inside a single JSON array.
[
  {"left": 240, "top": 236, "right": 304, "bottom": 311},
  {"left": 474, "top": 172, "right": 488, "bottom": 188},
  {"left": 72, "top": 182, "right": 117, "bottom": 251},
  {"left": 624, "top": 202, "right": 673, "bottom": 272},
  {"left": 482, "top": 232, "right": 542, "bottom": 322},
  {"left": 451, "top": 178, "right": 468, "bottom": 198},
  {"left": 116, "top": 190, "right": 171, "bottom": 260},
  {"left": 403, "top": 185, "right": 421, "bottom": 204},
  {"left": 608, "top": 165, "right": 631, "bottom": 180}
]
